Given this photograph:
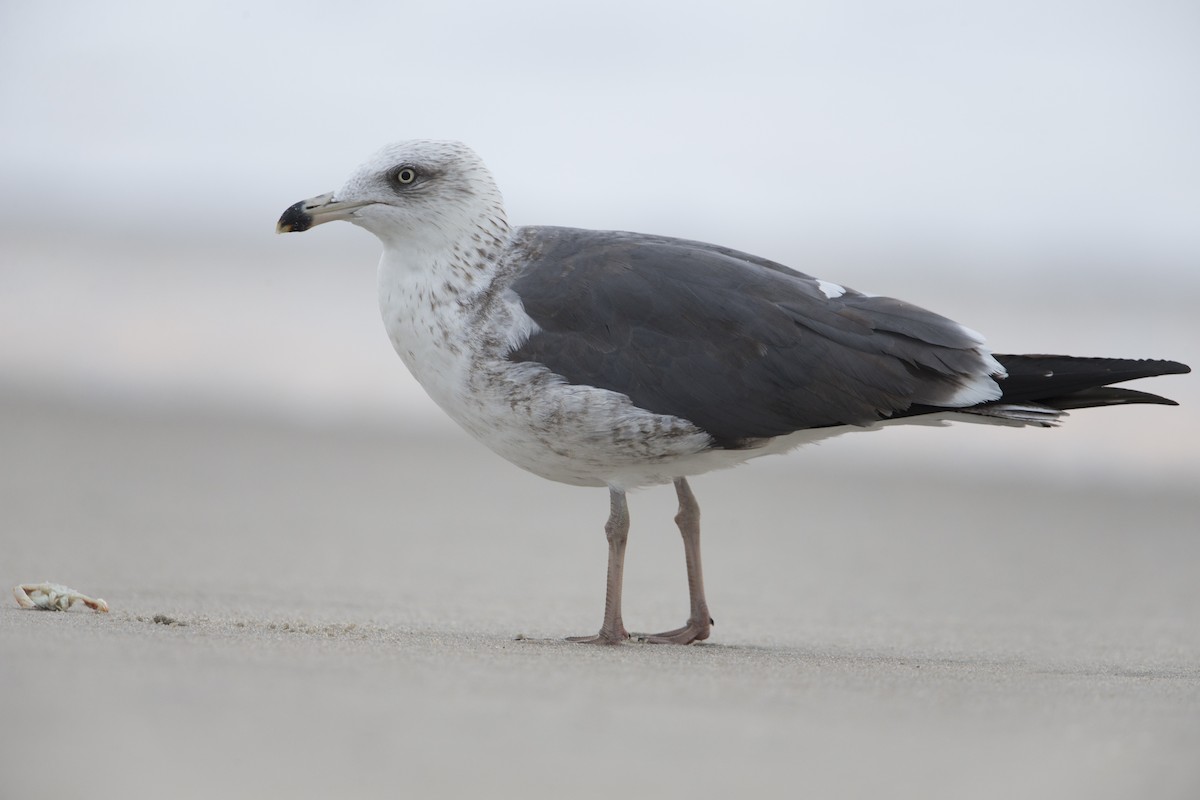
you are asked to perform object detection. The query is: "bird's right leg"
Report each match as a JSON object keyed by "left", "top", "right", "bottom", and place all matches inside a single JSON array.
[{"left": 566, "top": 487, "right": 631, "bottom": 645}]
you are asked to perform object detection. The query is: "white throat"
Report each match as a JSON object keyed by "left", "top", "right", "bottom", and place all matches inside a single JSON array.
[{"left": 374, "top": 211, "right": 511, "bottom": 414}]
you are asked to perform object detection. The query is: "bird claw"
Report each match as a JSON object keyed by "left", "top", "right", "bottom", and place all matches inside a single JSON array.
[
  {"left": 565, "top": 627, "right": 630, "bottom": 645},
  {"left": 13, "top": 582, "right": 109, "bottom": 613},
  {"left": 633, "top": 617, "right": 713, "bottom": 645}
]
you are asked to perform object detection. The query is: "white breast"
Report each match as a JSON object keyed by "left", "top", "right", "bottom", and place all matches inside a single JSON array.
[
  {"left": 376, "top": 249, "right": 722, "bottom": 489},
  {"left": 376, "top": 251, "right": 473, "bottom": 410}
]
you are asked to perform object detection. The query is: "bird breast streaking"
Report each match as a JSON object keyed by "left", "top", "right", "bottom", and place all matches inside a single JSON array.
[{"left": 278, "top": 139, "right": 1189, "bottom": 646}]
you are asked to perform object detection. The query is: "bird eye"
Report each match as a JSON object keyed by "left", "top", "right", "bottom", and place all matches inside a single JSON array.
[{"left": 394, "top": 167, "right": 418, "bottom": 185}]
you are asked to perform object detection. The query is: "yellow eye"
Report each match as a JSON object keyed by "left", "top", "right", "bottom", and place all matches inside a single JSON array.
[{"left": 395, "top": 167, "right": 417, "bottom": 185}]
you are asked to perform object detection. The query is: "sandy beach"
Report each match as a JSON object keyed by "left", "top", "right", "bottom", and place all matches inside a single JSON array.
[{"left": 2, "top": 388, "right": 1198, "bottom": 799}]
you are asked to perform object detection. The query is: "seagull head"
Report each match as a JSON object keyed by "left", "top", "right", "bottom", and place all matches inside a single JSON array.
[{"left": 277, "top": 139, "right": 508, "bottom": 250}]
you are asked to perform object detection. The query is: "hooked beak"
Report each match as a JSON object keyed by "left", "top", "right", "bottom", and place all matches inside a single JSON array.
[{"left": 276, "top": 192, "right": 373, "bottom": 233}]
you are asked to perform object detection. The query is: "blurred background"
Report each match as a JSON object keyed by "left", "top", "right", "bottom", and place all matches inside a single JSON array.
[{"left": 1, "top": 0, "right": 1197, "bottom": 483}]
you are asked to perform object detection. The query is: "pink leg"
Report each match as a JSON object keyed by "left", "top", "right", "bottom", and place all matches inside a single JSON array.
[
  {"left": 638, "top": 477, "right": 712, "bottom": 645},
  {"left": 566, "top": 487, "right": 631, "bottom": 645}
]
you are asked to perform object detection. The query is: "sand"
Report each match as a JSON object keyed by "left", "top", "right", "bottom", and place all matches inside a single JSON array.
[{"left": 2, "top": 390, "right": 1199, "bottom": 799}]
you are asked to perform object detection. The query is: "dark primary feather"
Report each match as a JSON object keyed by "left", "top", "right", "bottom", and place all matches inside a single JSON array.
[
  {"left": 992, "top": 354, "right": 1188, "bottom": 405},
  {"left": 904, "top": 354, "right": 1189, "bottom": 425},
  {"left": 988, "top": 354, "right": 1188, "bottom": 412},
  {"left": 504, "top": 227, "right": 1190, "bottom": 444}
]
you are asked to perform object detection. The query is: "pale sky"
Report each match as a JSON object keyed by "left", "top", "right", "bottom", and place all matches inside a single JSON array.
[{"left": 2, "top": 0, "right": 1198, "bottom": 263}]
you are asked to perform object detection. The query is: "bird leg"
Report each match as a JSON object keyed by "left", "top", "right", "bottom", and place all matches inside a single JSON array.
[
  {"left": 636, "top": 477, "right": 712, "bottom": 645},
  {"left": 566, "top": 487, "right": 631, "bottom": 645}
]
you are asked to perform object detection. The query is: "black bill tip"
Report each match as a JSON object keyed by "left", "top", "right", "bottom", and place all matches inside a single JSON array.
[{"left": 277, "top": 201, "right": 313, "bottom": 234}]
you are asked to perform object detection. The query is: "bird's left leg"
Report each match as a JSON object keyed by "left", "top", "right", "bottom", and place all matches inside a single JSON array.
[{"left": 637, "top": 477, "right": 712, "bottom": 645}]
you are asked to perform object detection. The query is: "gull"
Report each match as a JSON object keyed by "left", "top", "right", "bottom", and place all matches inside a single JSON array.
[{"left": 278, "top": 139, "right": 1189, "bottom": 645}]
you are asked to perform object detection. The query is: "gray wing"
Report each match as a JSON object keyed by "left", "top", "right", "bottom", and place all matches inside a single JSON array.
[{"left": 505, "top": 226, "right": 1000, "bottom": 447}]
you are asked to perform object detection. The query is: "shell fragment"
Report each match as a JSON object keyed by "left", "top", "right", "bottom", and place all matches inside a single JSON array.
[{"left": 13, "top": 582, "right": 109, "bottom": 612}]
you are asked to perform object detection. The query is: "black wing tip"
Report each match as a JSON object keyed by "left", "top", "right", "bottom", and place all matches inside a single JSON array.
[
  {"left": 1043, "top": 386, "right": 1182, "bottom": 411},
  {"left": 1126, "top": 357, "right": 1191, "bottom": 376},
  {"left": 994, "top": 355, "right": 1191, "bottom": 379},
  {"left": 988, "top": 355, "right": 1189, "bottom": 410},
  {"left": 997, "top": 353, "right": 1188, "bottom": 364}
]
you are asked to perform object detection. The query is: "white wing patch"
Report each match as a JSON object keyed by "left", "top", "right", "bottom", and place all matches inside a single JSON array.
[
  {"left": 817, "top": 280, "right": 846, "bottom": 300},
  {"left": 978, "top": 349, "right": 1006, "bottom": 378},
  {"left": 499, "top": 288, "right": 543, "bottom": 351},
  {"left": 945, "top": 373, "right": 1003, "bottom": 406}
]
